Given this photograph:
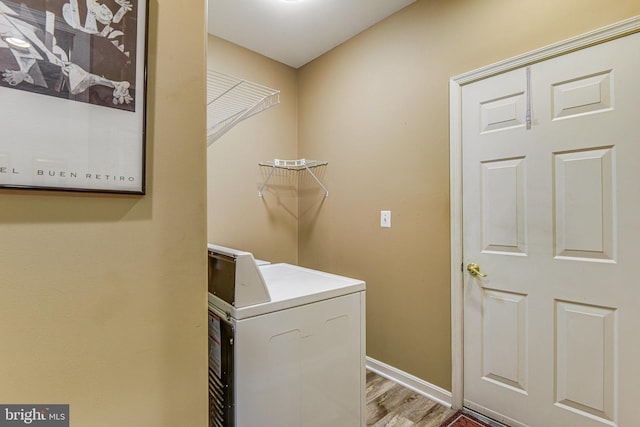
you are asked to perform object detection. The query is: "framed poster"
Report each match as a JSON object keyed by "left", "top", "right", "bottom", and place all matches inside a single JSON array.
[{"left": 0, "top": 0, "right": 148, "bottom": 194}]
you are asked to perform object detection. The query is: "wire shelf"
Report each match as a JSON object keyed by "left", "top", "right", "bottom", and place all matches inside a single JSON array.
[
  {"left": 258, "top": 159, "right": 329, "bottom": 197},
  {"left": 258, "top": 159, "right": 328, "bottom": 170},
  {"left": 207, "top": 71, "right": 280, "bottom": 145}
]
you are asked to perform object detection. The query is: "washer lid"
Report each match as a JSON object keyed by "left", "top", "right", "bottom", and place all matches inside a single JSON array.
[{"left": 212, "top": 263, "right": 365, "bottom": 320}]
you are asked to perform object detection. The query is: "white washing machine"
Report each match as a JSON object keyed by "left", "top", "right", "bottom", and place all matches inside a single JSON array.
[{"left": 207, "top": 244, "right": 366, "bottom": 427}]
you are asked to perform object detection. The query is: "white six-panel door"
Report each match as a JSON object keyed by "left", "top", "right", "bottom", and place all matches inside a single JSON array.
[{"left": 461, "top": 32, "right": 640, "bottom": 427}]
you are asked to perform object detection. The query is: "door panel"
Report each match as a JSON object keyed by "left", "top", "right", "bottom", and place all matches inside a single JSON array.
[
  {"left": 482, "top": 289, "right": 528, "bottom": 393},
  {"left": 551, "top": 70, "right": 613, "bottom": 120},
  {"left": 481, "top": 157, "right": 527, "bottom": 255},
  {"left": 553, "top": 147, "right": 615, "bottom": 261},
  {"left": 462, "top": 32, "right": 640, "bottom": 427},
  {"left": 555, "top": 300, "right": 616, "bottom": 422}
]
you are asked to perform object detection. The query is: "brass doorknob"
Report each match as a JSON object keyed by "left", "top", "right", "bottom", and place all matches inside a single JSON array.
[{"left": 467, "top": 263, "right": 487, "bottom": 277}]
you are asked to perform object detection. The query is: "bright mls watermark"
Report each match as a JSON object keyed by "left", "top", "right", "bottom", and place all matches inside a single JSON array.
[{"left": 0, "top": 405, "right": 68, "bottom": 426}]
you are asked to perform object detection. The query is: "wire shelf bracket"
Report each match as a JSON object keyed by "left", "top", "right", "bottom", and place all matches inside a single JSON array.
[
  {"left": 258, "top": 159, "right": 329, "bottom": 198},
  {"left": 207, "top": 70, "right": 280, "bottom": 145}
]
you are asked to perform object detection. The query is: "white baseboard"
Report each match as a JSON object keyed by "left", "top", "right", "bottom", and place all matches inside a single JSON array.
[{"left": 366, "top": 356, "right": 452, "bottom": 408}]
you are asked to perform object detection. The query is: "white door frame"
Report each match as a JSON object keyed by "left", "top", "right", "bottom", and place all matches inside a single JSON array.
[{"left": 448, "top": 16, "right": 640, "bottom": 410}]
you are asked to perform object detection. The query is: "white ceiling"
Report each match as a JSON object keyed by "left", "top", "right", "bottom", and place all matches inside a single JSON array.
[{"left": 207, "top": 0, "right": 416, "bottom": 69}]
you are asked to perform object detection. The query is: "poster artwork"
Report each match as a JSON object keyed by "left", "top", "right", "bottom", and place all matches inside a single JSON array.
[{"left": 0, "top": 0, "right": 138, "bottom": 111}]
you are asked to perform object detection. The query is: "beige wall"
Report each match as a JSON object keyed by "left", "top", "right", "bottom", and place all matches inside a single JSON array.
[
  {"left": 0, "top": 1, "right": 208, "bottom": 426},
  {"left": 207, "top": 36, "right": 299, "bottom": 264},
  {"left": 206, "top": 0, "right": 640, "bottom": 393},
  {"left": 297, "top": 0, "right": 640, "bottom": 390}
]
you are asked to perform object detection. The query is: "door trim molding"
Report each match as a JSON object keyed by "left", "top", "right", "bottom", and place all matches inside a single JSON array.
[{"left": 449, "top": 15, "right": 640, "bottom": 410}]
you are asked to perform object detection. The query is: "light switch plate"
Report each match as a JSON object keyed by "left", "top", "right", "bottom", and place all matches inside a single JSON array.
[{"left": 380, "top": 210, "right": 391, "bottom": 228}]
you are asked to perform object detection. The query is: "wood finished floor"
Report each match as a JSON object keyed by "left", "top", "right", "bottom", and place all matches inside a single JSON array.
[{"left": 366, "top": 370, "right": 456, "bottom": 427}]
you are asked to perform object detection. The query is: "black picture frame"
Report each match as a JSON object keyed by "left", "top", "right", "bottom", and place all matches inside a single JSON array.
[{"left": 0, "top": 0, "right": 148, "bottom": 194}]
